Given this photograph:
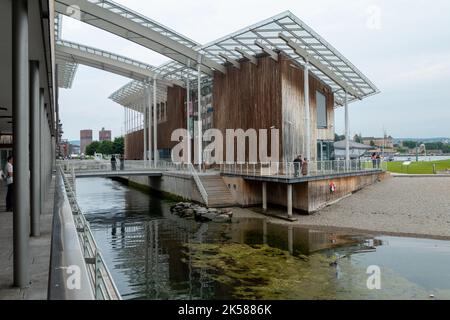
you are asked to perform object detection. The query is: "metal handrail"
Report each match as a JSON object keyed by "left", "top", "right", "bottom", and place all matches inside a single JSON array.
[
  {"left": 59, "top": 167, "right": 122, "bottom": 300},
  {"left": 220, "top": 160, "right": 387, "bottom": 178},
  {"left": 188, "top": 163, "right": 209, "bottom": 206}
]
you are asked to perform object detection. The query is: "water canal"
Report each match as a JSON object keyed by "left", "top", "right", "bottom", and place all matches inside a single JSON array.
[{"left": 76, "top": 178, "right": 450, "bottom": 300}]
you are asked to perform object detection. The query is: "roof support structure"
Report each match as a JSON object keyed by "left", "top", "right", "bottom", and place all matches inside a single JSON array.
[
  {"left": 279, "top": 33, "right": 361, "bottom": 99},
  {"left": 218, "top": 53, "right": 240, "bottom": 69},
  {"left": 235, "top": 47, "right": 258, "bottom": 65},
  {"left": 254, "top": 41, "right": 278, "bottom": 61},
  {"left": 56, "top": 41, "right": 158, "bottom": 82},
  {"left": 54, "top": 0, "right": 226, "bottom": 75}
]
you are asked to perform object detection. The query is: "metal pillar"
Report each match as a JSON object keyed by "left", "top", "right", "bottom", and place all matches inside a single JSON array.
[
  {"left": 40, "top": 89, "right": 45, "bottom": 215},
  {"left": 143, "top": 92, "right": 148, "bottom": 163},
  {"left": 147, "top": 85, "right": 153, "bottom": 164},
  {"left": 287, "top": 184, "right": 293, "bottom": 218},
  {"left": 30, "top": 61, "right": 40, "bottom": 237},
  {"left": 55, "top": 65, "right": 60, "bottom": 155},
  {"left": 186, "top": 61, "right": 191, "bottom": 164},
  {"left": 345, "top": 90, "right": 350, "bottom": 164},
  {"left": 197, "top": 60, "right": 203, "bottom": 169},
  {"left": 153, "top": 77, "right": 158, "bottom": 166},
  {"left": 304, "top": 61, "right": 311, "bottom": 164},
  {"left": 262, "top": 182, "right": 267, "bottom": 212},
  {"left": 12, "top": 0, "right": 30, "bottom": 288}
]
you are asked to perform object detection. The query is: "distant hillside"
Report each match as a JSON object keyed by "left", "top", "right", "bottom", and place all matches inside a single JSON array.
[
  {"left": 69, "top": 140, "right": 80, "bottom": 146},
  {"left": 394, "top": 138, "right": 449, "bottom": 143}
]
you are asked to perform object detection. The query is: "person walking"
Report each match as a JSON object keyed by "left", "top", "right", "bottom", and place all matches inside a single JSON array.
[
  {"left": 5, "top": 156, "right": 13, "bottom": 212},
  {"left": 293, "top": 155, "right": 302, "bottom": 177},
  {"left": 111, "top": 155, "right": 117, "bottom": 171}
]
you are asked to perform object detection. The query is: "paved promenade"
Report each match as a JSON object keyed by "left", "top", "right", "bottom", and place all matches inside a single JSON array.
[{"left": 0, "top": 180, "right": 55, "bottom": 300}]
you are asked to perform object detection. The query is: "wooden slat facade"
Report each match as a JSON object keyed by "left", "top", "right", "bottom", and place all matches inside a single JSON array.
[
  {"left": 126, "top": 53, "right": 335, "bottom": 163},
  {"left": 213, "top": 56, "right": 283, "bottom": 162},
  {"left": 125, "top": 129, "right": 144, "bottom": 160},
  {"left": 157, "top": 85, "right": 187, "bottom": 150},
  {"left": 280, "top": 53, "right": 335, "bottom": 162},
  {"left": 125, "top": 85, "right": 187, "bottom": 160},
  {"left": 214, "top": 53, "right": 334, "bottom": 163}
]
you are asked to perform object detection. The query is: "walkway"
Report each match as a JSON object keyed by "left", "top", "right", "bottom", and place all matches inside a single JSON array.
[
  {"left": 75, "top": 170, "right": 163, "bottom": 179},
  {"left": 0, "top": 179, "right": 55, "bottom": 300}
]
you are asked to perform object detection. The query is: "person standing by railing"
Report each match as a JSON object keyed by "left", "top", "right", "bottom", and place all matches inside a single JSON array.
[
  {"left": 119, "top": 155, "right": 125, "bottom": 171},
  {"left": 5, "top": 156, "right": 13, "bottom": 212},
  {"left": 371, "top": 153, "right": 377, "bottom": 169},
  {"left": 294, "top": 155, "right": 303, "bottom": 177},
  {"left": 376, "top": 154, "right": 381, "bottom": 169},
  {"left": 111, "top": 155, "right": 117, "bottom": 171},
  {"left": 302, "top": 158, "right": 309, "bottom": 176}
]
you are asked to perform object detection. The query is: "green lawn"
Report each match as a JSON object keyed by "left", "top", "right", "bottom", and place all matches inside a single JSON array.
[{"left": 387, "top": 159, "right": 450, "bottom": 174}]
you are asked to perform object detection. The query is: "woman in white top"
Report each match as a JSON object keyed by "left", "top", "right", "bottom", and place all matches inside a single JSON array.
[{"left": 5, "top": 156, "right": 13, "bottom": 212}]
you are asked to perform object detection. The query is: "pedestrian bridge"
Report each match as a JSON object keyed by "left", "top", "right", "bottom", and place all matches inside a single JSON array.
[
  {"left": 58, "top": 160, "right": 189, "bottom": 179},
  {"left": 74, "top": 170, "right": 163, "bottom": 179}
]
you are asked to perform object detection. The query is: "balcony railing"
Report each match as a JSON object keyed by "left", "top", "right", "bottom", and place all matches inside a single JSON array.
[{"left": 220, "top": 160, "right": 387, "bottom": 178}]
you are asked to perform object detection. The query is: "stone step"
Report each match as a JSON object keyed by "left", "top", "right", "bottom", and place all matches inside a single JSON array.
[{"left": 199, "top": 175, "right": 235, "bottom": 207}]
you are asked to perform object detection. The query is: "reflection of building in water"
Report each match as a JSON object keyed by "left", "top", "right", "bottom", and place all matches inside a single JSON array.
[
  {"left": 228, "top": 218, "right": 374, "bottom": 255},
  {"left": 100, "top": 217, "right": 219, "bottom": 300},
  {"left": 93, "top": 213, "right": 378, "bottom": 299}
]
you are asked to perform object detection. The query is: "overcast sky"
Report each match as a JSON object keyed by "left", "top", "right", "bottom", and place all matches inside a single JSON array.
[{"left": 59, "top": 0, "right": 450, "bottom": 141}]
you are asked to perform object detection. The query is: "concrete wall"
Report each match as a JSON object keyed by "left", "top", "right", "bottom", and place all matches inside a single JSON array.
[
  {"left": 127, "top": 173, "right": 204, "bottom": 204},
  {"left": 306, "top": 172, "right": 389, "bottom": 212},
  {"left": 223, "top": 172, "right": 388, "bottom": 214}
]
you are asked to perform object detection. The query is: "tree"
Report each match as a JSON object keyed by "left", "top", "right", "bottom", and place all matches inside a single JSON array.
[
  {"left": 98, "top": 140, "right": 114, "bottom": 155},
  {"left": 442, "top": 144, "right": 450, "bottom": 154},
  {"left": 334, "top": 134, "right": 345, "bottom": 142},
  {"left": 113, "top": 137, "right": 124, "bottom": 155},
  {"left": 402, "top": 141, "right": 418, "bottom": 149},
  {"left": 85, "top": 141, "right": 101, "bottom": 156},
  {"left": 370, "top": 140, "right": 376, "bottom": 147},
  {"left": 354, "top": 134, "right": 363, "bottom": 143}
]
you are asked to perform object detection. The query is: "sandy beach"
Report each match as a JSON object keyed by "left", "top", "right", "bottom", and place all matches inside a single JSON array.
[{"left": 233, "top": 176, "right": 450, "bottom": 239}]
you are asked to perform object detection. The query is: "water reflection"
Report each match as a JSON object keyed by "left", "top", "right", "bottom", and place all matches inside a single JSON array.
[{"left": 76, "top": 178, "right": 450, "bottom": 300}]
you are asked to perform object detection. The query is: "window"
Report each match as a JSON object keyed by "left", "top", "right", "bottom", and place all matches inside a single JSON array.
[
  {"left": 316, "top": 91, "right": 327, "bottom": 129},
  {"left": 317, "top": 140, "right": 335, "bottom": 161}
]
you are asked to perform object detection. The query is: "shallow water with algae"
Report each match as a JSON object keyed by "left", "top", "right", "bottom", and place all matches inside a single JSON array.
[{"left": 76, "top": 178, "right": 450, "bottom": 300}]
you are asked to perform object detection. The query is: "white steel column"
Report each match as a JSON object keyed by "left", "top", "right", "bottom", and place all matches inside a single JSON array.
[
  {"left": 143, "top": 92, "right": 148, "bottom": 163},
  {"left": 197, "top": 59, "right": 203, "bottom": 169},
  {"left": 12, "top": 0, "right": 30, "bottom": 288},
  {"left": 147, "top": 84, "right": 153, "bottom": 164},
  {"left": 30, "top": 61, "right": 41, "bottom": 237},
  {"left": 304, "top": 61, "right": 311, "bottom": 164},
  {"left": 186, "top": 62, "right": 191, "bottom": 164},
  {"left": 153, "top": 77, "right": 158, "bottom": 166},
  {"left": 345, "top": 90, "right": 350, "bottom": 164}
]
